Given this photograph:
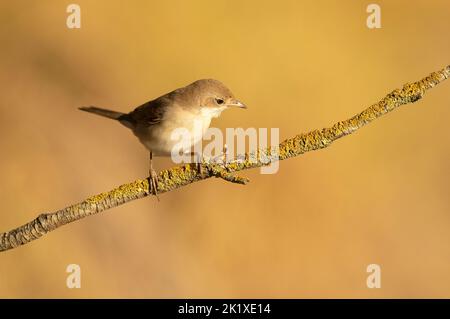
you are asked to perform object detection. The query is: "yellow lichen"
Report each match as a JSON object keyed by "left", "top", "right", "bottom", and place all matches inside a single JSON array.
[{"left": 1, "top": 65, "right": 449, "bottom": 252}]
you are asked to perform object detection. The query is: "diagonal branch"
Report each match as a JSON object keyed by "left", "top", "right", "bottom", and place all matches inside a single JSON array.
[{"left": 1, "top": 66, "right": 449, "bottom": 252}]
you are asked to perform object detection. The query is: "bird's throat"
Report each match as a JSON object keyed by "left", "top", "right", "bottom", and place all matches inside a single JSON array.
[{"left": 200, "top": 106, "right": 226, "bottom": 119}]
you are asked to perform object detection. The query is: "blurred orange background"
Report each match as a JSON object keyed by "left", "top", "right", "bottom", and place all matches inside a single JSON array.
[{"left": 0, "top": 0, "right": 449, "bottom": 298}]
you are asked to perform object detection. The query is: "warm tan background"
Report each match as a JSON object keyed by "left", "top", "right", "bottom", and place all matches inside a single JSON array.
[{"left": 0, "top": 0, "right": 449, "bottom": 298}]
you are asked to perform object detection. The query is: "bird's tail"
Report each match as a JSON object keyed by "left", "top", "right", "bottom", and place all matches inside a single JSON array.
[{"left": 79, "top": 106, "right": 125, "bottom": 120}]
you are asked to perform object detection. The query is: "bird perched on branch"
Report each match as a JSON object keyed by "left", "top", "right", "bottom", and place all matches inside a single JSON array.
[{"left": 79, "top": 79, "right": 247, "bottom": 196}]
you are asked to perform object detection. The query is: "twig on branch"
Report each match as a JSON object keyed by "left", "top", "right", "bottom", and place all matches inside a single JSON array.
[{"left": 1, "top": 66, "right": 449, "bottom": 252}]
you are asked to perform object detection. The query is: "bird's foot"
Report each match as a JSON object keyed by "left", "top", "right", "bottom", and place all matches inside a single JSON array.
[
  {"left": 202, "top": 144, "right": 228, "bottom": 168},
  {"left": 196, "top": 145, "right": 228, "bottom": 175},
  {"left": 193, "top": 153, "right": 209, "bottom": 176},
  {"left": 205, "top": 161, "right": 249, "bottom": 185},
  {"left": 212, "top": 144, "right": 228, "bottom": 165},
  {"left": 197, "top": 161, "right": 204, "bottom": 176},
  {"left": 194, "top": 146, "right": 249, "bottom": 185},
  {"left": 195, "top": 155, "right": 222, "bottom": 176},
  {"left": 149, "top": 168, "right": 160, "bottom": 201}
]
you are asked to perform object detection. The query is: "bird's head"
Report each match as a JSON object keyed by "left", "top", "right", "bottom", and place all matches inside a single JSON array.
[{"left": 184, "top": 79, "right": 246, "bottom": 118}]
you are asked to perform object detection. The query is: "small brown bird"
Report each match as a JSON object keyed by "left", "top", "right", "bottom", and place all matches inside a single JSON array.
[{"left": 79, "top": 79, "right": 246, "bottom": 195}]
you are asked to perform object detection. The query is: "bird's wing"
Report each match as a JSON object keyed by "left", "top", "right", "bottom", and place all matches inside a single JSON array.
[{"left": 120, "top": 96, "right": 171, "bottom": 128}]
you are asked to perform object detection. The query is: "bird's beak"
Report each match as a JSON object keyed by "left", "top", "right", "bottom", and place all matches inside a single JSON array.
[{"left": 227, "top": 99, "right": 247, "bottom": 109}]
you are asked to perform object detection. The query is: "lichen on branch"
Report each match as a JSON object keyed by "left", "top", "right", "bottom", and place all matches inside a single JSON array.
[{"left": 1, "top": 65, "right": 449, "bottom": 252}]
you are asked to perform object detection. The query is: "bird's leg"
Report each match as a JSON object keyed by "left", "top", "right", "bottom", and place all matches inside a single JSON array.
[
  {"left": 149, "top": 151, "right": 159, "bottom": 200},
  {"left": 186, "top": 151, "right": 208, "bottom": 176},
  {"left": 211, "top": 144, "right": 228, "bottom": 165},
  {"left": 191, "top": 146, "right": 248, "bottom": 185},
  {"left": 193, "top": 152, "right": 205, "bottom": 176},
  {"left": 191, "top": 144, "right": 228, "bottom": 176}
]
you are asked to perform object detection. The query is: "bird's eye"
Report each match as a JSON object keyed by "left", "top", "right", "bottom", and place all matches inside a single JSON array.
[{"left": 215, "top": 98, "right": 224, "bottom": 105}]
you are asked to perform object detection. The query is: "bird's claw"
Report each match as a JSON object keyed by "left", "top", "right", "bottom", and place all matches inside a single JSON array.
[
  {"left": 196, "top": 145, "right": 228, "bottom": 176},
  {"left": 197, "top": 161, "right": 204, "bottom": 176},
  {"left": 149, "top": 168, "right": 160, "bottom": 201}
]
